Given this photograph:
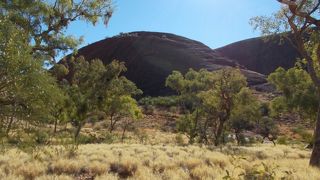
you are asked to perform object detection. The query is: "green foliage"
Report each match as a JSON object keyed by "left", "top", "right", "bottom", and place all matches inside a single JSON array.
[
  {"left": 291, "top": 126, "right": 314, "bottom": 144},
  {"left": 0, "top": 17, "right": 65, "bottom": 133},
  {"left": 257, "top": 117, "right": 279, "bottom": 143},
  {"left": 175, "top": 134, "right": 185, "bottom": 146},
  {"left": 139, "top": 96, "right": 179, "bottom": 107},
  {"left": 34, "top": 131, "right": 50, "bottom": 145},
  {"left": 242, "top": 162, "right": 278, "bottom": 180},
  {"left": 277, "top": 136, "right": 288, "bottom": 145},
  {"left": 230, "top": 88, "right": 261, "bottom": 145},
  {"left": 268, "top": 66, "right": 318, "bottom": 120},
  {"left": 0, "top": 0, "right": 113, "bottom": 61},
  {"left": 61, "top": 57, "right": 143, "bottom": 140},
  {"left": 167, "top": 68, "right": 258, "bottom": 145},
  {"left": 176, "top": 112, "right": 200, "bottom": 144}
]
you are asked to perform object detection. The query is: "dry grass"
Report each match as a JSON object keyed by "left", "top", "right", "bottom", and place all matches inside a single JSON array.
[{"left": 0, "top": 143, "right": 318, "bottom": 179}]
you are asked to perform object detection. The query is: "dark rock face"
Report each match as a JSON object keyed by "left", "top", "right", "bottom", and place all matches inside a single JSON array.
[
  {"left": 216, "top": 35, "right": 301, "bottom": 75},
  {"left": 61, "top": 32, "right": 283, "bottom": 96}
]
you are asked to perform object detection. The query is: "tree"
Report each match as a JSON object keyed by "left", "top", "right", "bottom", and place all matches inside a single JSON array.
[
  {"left": 268, "top": 65, "right": 318, "bottom": 120},
  {"left": 251, "top": 0, "right": 320, "bottom": 167},
  {"left": 101, "top": 76, "right": 142, "bottom": 133},
  {"left": 0, "top": 0, "right": 113, "bottom": 61},
  {"left": 257, "top": 117, "right": 279, "bottom": 146},
  {"left": 167, "top": 68, "right": 256, "bottom": 145},
  {"left": 61, "top": 57, "right": 142, "bottom": 141},
  {"left": 230, "top": 88, "right": 261, "bottom": 145},
  {"left": 166, "top": 69, "right": 214, "bottom": 144},
  {"left": 197, "top": 68, "right": 248, "bottom": 146},
  {"left": 0, "top": 17, "right": 65, "bottom": 135},
  {"left": 117, "top": 96, "right": 143, "bottom": 141}
]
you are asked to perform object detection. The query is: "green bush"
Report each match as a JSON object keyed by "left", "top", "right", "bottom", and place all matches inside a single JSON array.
[
  {"left": 139, "top": 96, "right": 179, "bottom": 107},
  {"left": 300, "top": 131, "right": 313, "bottom": 144},
  {"left": 77, "top": 134, "right": 97, "bottom": 144},
  {"left": 103, "top": 132, "right": 117, "bottom": 144},
  {"left": 34, "top": 131, "right": 50, "bottom": 144},
  {"left": 7, "top": 136, "right": 21, "bottom": 145},
  {"left": 277, "top": 136, "right": 288, "bottom": 145},
  {"left": 175, "top": 134, "right": 185, "bottom": 146},
  {"left": 242, "top": 163, "right": 277, "bottom": 179}
]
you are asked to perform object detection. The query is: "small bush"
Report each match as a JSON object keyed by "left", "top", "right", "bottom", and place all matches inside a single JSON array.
[
  {"left": 103, "top": 132, "right": 117, "bottom": 144},
  {"left": 277, "top": 136, "right": 288, "bottom": 145},
  {"left": 7, "top": 136, "right": 21, "bottom": 145},
  {"left": 175, "top": 134, "right": 185, "bottom": 146},
  {"left": 34, "top": 131, "right": 50, "bottom": 144},
  {"left": 77, "top": 134, "right": 96, "bottom": 144},
  {"left": 134, "top": 130, "right": 149, "bottom": 144},
  {"left": 109, "top": 162, "right": 138, "bottom": 178},
  {"left": 242, "top": 163, "right": 277, "bottom": 179},
  {"left": 139, "top": 96, "right": 179, "bottom": 107}
]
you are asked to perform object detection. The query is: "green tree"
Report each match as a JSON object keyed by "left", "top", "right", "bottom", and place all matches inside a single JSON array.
[
  {"left": 102, "top": 76, "right": 142, "bottom": 133},
  {"left": 0, "top": 18, "right": 65, "bottom": 136},
  {"left": 251, "top": 0, "right": 320, "bottom": 167},
  {"left": 268, "top": 66, "right": 318, "bottom": 120},
  {"left": 0, "top": 0, "right": 113, "bottom": 61},
  {"left": 64, "top": 57, "right": 108, "bottom": 140},
  {"left": 166, "top": 69, "right": 214, "bottom": 144},
  {"left": 197, "top": 68, "right": 248, "bottom": 146},
  {"left": 63, "top": 57, "right": 142, "bottom": 141},
  {"left": 230, "top": 88, "right": 261, "bottom": 145},
  {"left": 117, "top": 96, "right": 143, "bottom": 141},
  {"left": 257, "top": 117, "right": 279, "bottom": 146},
  {"left": 167, "top": 68, "right": 256, "bottom": 145}
]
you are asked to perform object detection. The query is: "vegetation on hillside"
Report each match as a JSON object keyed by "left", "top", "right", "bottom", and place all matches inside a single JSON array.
[
  {"left": 1, "top": 0, "right": 320, "bottom": 179},
  {"left": 251, "top": 0, "right": 320, "bottom": 167}
]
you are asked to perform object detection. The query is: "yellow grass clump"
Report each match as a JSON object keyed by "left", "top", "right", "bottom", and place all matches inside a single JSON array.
[{"left": 0, "top": 143, "right": 318, "bottom": 179}]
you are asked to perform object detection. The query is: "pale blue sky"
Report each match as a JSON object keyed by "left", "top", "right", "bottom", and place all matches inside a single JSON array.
[{"left": 66, "top": 0, "right": 281, "bottom": 49}]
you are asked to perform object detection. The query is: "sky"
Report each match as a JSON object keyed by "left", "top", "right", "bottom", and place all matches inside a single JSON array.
[{"left": 66, "top": 0, "right": 281, "bottom": 49}]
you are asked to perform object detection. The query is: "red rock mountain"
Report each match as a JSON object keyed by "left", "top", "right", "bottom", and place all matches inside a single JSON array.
[{"left": 61, "top": 32, "right": 299, "bottom": 96}]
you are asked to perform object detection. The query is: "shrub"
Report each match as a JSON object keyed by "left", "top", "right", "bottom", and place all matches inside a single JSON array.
[
  {"left": 242, "top": 163, "right": 277, "bottom": 179},
  {"left": 34, "top": 131, "right": 50, "bottom": 144},
  {"left": 103, "top": 132, "right": 117, "bottom": 144},
  {"left": 7, "top": 135, "right": 21, "bottom": 145},
  {"left": 175, "top": 134, "right": 185, "bottom": 146},
  {"left": 277, "top": 136, "right": 288, "bottom": 145},
  {"left": 139, "top": 96, "right": 179, "bottom": 108},
  {"left": 109, "top": 162, "right": 138, "bottom": 178},
  {"left": 134, "top": 130, "right": 149, "bottom": 144},
  {"left": 77, "top": 134, "right": 96, "bottom": 144}
]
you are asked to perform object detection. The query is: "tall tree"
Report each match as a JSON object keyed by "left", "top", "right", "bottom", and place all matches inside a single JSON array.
[
  {"left": 166, "top": 68, "right": 255, "bottom": 145},
  {"left": 251, "top": 0, "right": 320, "bottom": 167},
  {"left": 63, "top": 57, "right": 142, "bottom": 140},
  {"left": 197, "top": 68, "right": 248, "bottom": 145},
  {"left": 0, "top": 17, "right": 65, "bottom": 135},
  {"left": 0, "top": 0, "right": 113, "bottom": 61}
]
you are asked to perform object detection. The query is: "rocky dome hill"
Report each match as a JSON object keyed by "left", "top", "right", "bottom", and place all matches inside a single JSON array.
[
  {"left": 216, "top": 35, "right": 300, "bottom": 75},
  {"left": 60, "top": 31, "right": 300, "bottom": 96}
]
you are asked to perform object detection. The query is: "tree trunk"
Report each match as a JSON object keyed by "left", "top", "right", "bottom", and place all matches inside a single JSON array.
[
  {"left": 74, "top": 123, "right": 82, "bottom": 141},
  {"left": 214, "top": 119, "right": 225, "bottom": 146},
  {"left": 109, "top": 115, "right": 117, "bottom": 133},
  {"left": 310, "top": 102, "right": 320, "bottom": 167},
  {"left": 6, "top": 116, "right": 14, "bottom": 136},
  {"left": 235, "top": 131, "right": 240, "bottom": 146},
  {"left": 121, "top": 123, "right": 128, "bottom": 142},
  {"left": 189, "top": 109, "right": 200, "bottom": 144},
  {"left": 53, "top": 119, "right": 58, "bottom": 134}
]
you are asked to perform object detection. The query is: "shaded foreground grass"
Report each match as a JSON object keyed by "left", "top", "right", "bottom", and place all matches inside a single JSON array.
[{"left": 0, "top": 143, "right": 319, "bottom": 179}]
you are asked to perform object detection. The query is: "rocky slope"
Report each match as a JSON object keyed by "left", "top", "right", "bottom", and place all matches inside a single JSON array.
[
  {"left": 216, "top": 35, "right": 300, "bottom": 75},
  {"left": 61, "top": 32, "right": 300, "bottom": 96}
]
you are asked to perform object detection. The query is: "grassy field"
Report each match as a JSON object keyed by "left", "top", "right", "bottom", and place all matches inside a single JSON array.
[{"left": 0, "top": 142, "right": 319, "bottom": 180}]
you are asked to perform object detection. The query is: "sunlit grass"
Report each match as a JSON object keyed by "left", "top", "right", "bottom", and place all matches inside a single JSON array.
[{"left": 0, "top": 143, "right": 318, "bottom": 179}]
